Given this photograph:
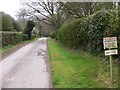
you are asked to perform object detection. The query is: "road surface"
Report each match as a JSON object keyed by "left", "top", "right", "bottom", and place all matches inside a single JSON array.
[{"left": 0, "top": 38, "right": 52, "bottom": 89}]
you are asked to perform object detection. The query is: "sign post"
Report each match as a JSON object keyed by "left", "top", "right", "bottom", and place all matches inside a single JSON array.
[
  {"left": 109, "top": 55, "right": 112, "bottom": 83},
  {"left": 103, "top": 37, "right": 118, "bottom": 84}
]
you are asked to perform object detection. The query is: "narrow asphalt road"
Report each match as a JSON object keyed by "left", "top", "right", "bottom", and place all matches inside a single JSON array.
[{"left": 0, "top": 38, "right": 52, "bottom": 89}]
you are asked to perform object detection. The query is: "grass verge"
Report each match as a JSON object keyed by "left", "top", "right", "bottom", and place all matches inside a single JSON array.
[{"left": 48, "top": 39, "right": 118, "bottom": 88}]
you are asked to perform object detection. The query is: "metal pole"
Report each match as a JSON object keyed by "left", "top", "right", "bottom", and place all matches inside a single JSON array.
[{"left": 109, "top": 55, "right": 113, "bottom": 84}]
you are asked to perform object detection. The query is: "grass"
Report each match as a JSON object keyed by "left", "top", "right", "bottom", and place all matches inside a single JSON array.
[
  {"left": 0, "top": 37, "right": 39, "bottom": 54},
  {"left": 48, "top": 39, "right": 118, "bottom": 88}
]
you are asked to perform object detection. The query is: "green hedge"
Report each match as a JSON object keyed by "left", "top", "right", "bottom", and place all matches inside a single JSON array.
[
  {"left": 2, "top": 32, "right": 29, "bottom": 46},
  {"left": 58, "top": 9, "right": 119, "bottom": 58},
  {"left": 51, "top": 32, "right": 58, "bottom": 40},
  {"left": 31, "top": 34, "right": 36, "bottom": 39}
]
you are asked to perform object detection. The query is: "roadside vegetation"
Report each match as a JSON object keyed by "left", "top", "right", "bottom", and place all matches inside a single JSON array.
[
  {"left": 0, "top": 38, "right": 38, "bottom": 57},
  {"left": 0, "top": 12, "right": 39, "bottom": 59},
  {"left": 49, "top": 9, "right": 119, "bottom": 88},
  {"left": 57, "top": 9, "right": 119, "bottom": 60},
  {"left": 48, "top": 39, "right": 118, "bottom": 88}
]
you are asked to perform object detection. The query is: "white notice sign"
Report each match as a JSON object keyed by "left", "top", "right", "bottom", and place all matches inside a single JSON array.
[
  {"left": 105, "top": 49, "right": 118, "bottom": 56},
  {"left": 103, "top": 37, "right": 117, "bottom": 49}
]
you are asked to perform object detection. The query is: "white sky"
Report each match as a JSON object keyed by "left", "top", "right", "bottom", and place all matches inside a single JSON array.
[{"left": 0, "top": 0, "right": 22, "bottom": 19}]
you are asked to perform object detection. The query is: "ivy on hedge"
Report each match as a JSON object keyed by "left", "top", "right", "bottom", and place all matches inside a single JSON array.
[{"left": 58, "top": 9, "right": 119, "bottom": 58}]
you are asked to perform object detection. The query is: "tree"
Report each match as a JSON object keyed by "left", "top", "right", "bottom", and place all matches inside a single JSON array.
[
  {"left": 60, "top": 2, "right": 114, "bottom": 18},
  {"left": 1, "top": 12, "right": 15, "bottom": 31},
  {"left": 23, "top": 20, "right": 35, "bottom": 40},
  {"left": 16, "top": 8, "right": 29, "bottom": 30},
  {"left": 21, "top": 0, "right": 67, "bottom": 32},
  {"left": 0, "top": 12, "right": 23, "bottom": 32},
  {"left": 12, "top": 19, "right": 22, "bottom": 32}
]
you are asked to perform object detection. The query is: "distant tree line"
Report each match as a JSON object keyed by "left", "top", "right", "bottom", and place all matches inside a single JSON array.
[
  {"left": 0, "top": 12, "right": 36, "bottom": 47},
  {"left": 0, "top": 12, "right": 36, "bottom": 40},
  {"left": 0, "top": 12, "right": 22, "bottom": 32}
]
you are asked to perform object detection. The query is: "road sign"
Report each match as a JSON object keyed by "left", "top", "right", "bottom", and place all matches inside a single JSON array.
[
  {"left": 103, "top": 37, "right": 118, "bottom": 84},
  {"left": 105, "top": 49, "right": 118, "bottom": 56},
  {"left": 103, "top": 37, "right": 117, "bottom": 49}
]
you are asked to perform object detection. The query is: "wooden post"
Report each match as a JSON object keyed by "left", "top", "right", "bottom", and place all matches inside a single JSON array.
[{"left": 109, "top": 54, "right": 113, "bottom": 84}]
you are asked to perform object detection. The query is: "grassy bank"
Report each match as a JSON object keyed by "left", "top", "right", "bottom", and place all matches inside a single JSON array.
[
  {"left": 0, "top": 38, "right": 39, "bottom": 57},
  {"left": 48, "top": 39, "right": 118, "bottom": 88}
]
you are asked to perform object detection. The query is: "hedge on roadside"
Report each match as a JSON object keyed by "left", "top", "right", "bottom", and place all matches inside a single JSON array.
[
  {"left": 2, "top": 32, "right": 29, "bottom": 46},
  {"left": 58, "top": 9, "right": 119, "bottom": 58}
]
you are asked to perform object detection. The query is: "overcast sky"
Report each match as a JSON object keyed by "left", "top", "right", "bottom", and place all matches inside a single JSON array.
[{"left": 0, "top": 0, "right": 22, "bottom": 19}]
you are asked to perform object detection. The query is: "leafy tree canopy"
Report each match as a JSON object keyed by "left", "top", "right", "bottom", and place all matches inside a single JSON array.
[
  {"left": 24, "top": 20, "right": 35, "bottom": 39},
  {"left": 0, "top": 12, "right": 22, "bottom": 32},
  {"left": 0, "top": 12, "right": 15, "bottom": 31}
]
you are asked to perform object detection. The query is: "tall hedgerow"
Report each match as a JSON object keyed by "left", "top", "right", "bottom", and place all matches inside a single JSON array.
[{"left": 58, "top": 9, "right": 119, "bottom": 58}]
